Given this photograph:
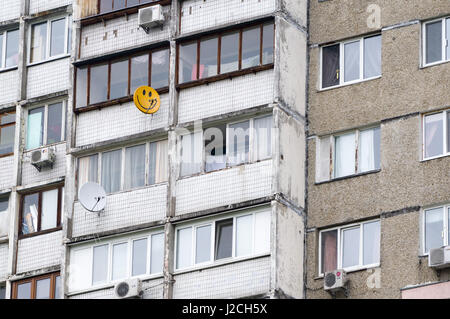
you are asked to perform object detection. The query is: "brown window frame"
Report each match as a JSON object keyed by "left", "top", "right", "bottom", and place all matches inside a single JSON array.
[
  {"left": 0, "top": 110, "right": 15, "bottom": 158},
  {"left": 176, "top": 20, "right": 275, "bottom": 90},
  {"left": 19, "top": 185, "right": 64, "bottom": 239},
  {"left": 74, "top": 46, "right": 170, "bottom": 113},
  {"left": 12, "top": 272, "right": 60, "bottom": 299}
]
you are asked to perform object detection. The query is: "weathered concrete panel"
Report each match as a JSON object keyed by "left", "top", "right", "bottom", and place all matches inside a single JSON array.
[
  {"left": 0, "top": 243, "right": 8, "bottom": 280},
  {"left": 0, "top": 1, "right": 20, "bottom": 22},
  {"left": 0, "top": 70, "right": 19, "bottom": 106},
  {"left": 0, "top": 156, "right": 14, "bottom": 191},
  {"left": 29, "top": 0, "right": 72, "bottom": 15},
  {"left": 27, "top": 58, "right": 71, "bottom": 99}
]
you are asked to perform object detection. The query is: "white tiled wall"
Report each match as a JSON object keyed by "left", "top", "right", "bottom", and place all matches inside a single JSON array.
[
  {"left": 79, "top": 10, "right": 170, "bottom": 59},
  {"left": 29, "top": 0, "right": 72, "bottom": 15},
  {"left": 21, "top": 143, "right": 66, "bottom": 186},
  {"left": 0, "top": 70, "right": 19, "bottom": 106},
  {"left": 0, "top": 156, "right": 14, "bottom": 190},
  {"left": 173, "top": 257, "right": 271, "bottom": 299},
  {"left": 75, "top": 94, "right": 169, "bottom": 147},
  {"left": 72, "top": 185, "right": 167, "bottom": 238},
  {"left": 0, "top": 0, "right": 21, "bottom": 22},
  {"left": 16, "top": 230, "right": 62, "bottom": 274},
  {"left": 69, "top": 277, "right": 164, "bottom": 299},
  {"left": 0, "top": 243, "right": 8, "bottom": 281},
  {"left": 176, "top": 160, "right": 273, "bottom": 215},
  {"left": 27, "top": 58, "right": 71, "bottom": 99},
  {"left": 180, "top": 0, "right": 276, "bottom": 34},
  {"left": 178, "top": 70, "right": 274, "bottom": 124}
]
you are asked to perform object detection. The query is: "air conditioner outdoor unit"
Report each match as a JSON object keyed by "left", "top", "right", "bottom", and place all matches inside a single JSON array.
[
  {"left": 138, "top": 5, "right": 164, "bottom": 31},
  {"left": 114, "top": 278, "right": 142, "bottom": 299},
  {"left": 30, "top": 147, "right": 55, "bottom": 171},
  {"left": 429, "top": 246, "right": 450, "bottom": 269},
  {"left": 324, "top": 269, "right": 348, "bottom": 292}
]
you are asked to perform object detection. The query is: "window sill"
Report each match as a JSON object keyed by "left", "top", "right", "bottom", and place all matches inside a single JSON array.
[
  {"left": 318, "top": 75, "right": 381, "bottom": 92},
  {"left": 74, "top": 87, "right": 169, "bottom": 114},
  {"left": 421, "top": 59, "right": 450, "bottom": 69},
  {"left": 18, "top": 226, "right": 62, "bottom": 240},
  {"left": 27, "top": 54, "right": 71, "bottom": 68},
  {"left": 0, "top": 66, "right": 18, "bottom": 74},
  {"left": 0, "top": 152, "right": 14, "bottom": 159},
  {"left": 314, "top": 263, "right": 380, "bottom": 280},
  {"left": 421, "top": 153, "right": 450, "bottom": 162},
  {"left": 176, "top": 64, "right": 274, "bottom": 91},
  {"left": 315, "top": 169, "right": 381, "bottom": 185}
]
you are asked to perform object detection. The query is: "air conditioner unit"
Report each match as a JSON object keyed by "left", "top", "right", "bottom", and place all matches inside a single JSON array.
[
  {"left": 138, "top": 5, "right": 164, "bottom": 31},
  {"left": 114, "top": 278, "right": 142, "bottom": 299},
  {"left": 324, "top": 269, "right": 348, "bottom": 292},
  {"left": 429, "top": 246, "right": 450, "bottom": 269},
  {"left": 30, "top": 147, "right": 55, "bottom": 171}
]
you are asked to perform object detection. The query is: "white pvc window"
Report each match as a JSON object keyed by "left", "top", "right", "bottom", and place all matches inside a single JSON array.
[
  {"left": 321, "top": 34, "right": 381, "bottom": 89},
  {"left": 319, "top": 220, "right": 380, "bottom": 275},
  {"left": 174, "top": 208, "right": 271, "bottom": 271},
  {"left": 423, "top": 110, "right": 449, "bottom": 160},
  {"left": 423, "top": 205, "right": 450, "bottom": 254},
  {"left": 0, "top": 29, "right": 19, "bottom": 69},
  {"left": 423, "top": 17, "right": 450, "bottom": 66},
  {"left": 29, "top": 15, "right": 71, "bottom": 64}
]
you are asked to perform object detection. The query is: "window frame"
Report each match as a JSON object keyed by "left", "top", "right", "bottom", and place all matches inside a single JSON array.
[
  {"left": 12, "top": 272, "right": 60, "bottom": 299},
  {"left": 0, "top": 110, "right": 16, "bottom": 158},
  {"left": 76, "top": 138, "right": 168, "bottom": 195},
  {"left": 178, "top": 114, "right": 273, "bottom": 178},
  {"left": 422, "top": 109, "right": 449, "bottom": 161},
  {"left": 422, "top": 16, "right": 449, "bottom": 67},
  {"left": 319, "top": 34, "right": 382, "bottom": 90},
  {"left": 74, "top": 46, "right": 170, "bottom": 111},
  {"left": 27, "top": 15, "right": 71, "bottom": 66},
  {"left": 318, "top": 219, "right": 381, "bottom": 276},
  {"left": 0, "top": 28, "right": 20, "bottom": 70},
  {"left": 174, "top": 207, "right": 271, "bottom": 272},
  {"left": 422, "top": 204, "right": 450, "bottom": 255},
  {"left": 25, "top": 101, "right": 66, "bottom": 151},
  {"left": 19, "top": 185, "right": 64, "bottom": 238},
  {"left": 176, "top": 20, "right": 275, "bottom": 89}
]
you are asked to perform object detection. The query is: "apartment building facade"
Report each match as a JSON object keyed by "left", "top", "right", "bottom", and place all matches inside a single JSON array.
[
  {"left": 306, "top": 0, "right": 450, "bottom": 298},
  {"left": 0, "top": 0, "right": 307, "bottom": 299}
]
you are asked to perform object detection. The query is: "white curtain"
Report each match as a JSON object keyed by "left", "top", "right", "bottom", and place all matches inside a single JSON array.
[
  {"left": 236, "top": 215, "right": 253, "bottom": 257},
  {"left": 344, "top": 41, "right": 360, "bottom": 82},
  {"left": 364, "top": 35, "right": 382, "bottom": 78},
  {"left": 363, "top": 221, "right": 380, "bottom": 265},
  {"left": 425, "top": 113, "right": 443, "bottom": 158},
  {"left": 228, "top": 121, "right": 249, "bottom": 166},
  {"left": 151, "top": 233, "right": 164, "bottom": 274},
  {"left": 334, "top": 133, "right": 355, "bottom": 178},
  {"left": 41, "top": 189, "right": 58, "bottom": 231},
  {"left": 149, "top": 140, "right": 168, "bottom": 184},
  {"left": 180, "top": 132, "right": 202, "bottom": 176},
  {"left": 254, "top": 116, "right": 272, "bottom": 161},
  {"left": 124, "top": 144, "right": 145, "bottom": 189},
  {"left": 359, "top": 129, "right": 375, "bottom": 172},
  {"left": 101, "top": 150, "right": 122, "bottom": 193}
]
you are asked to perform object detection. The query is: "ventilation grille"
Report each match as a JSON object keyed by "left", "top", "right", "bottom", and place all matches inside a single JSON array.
[
  {"left": 324, "top": 272, "right": 336, "bottom": 288},
  {"left": 430, "top": 248, "right": 445, "bottom": 266},
  {"left": 31, "top": 150, "right": 42, "bottom": 162},
  {"left": 116, "top": 282, "right": 129, "bottom": 298}
]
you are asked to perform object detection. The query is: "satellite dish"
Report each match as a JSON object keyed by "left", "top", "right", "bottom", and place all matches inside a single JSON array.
[{"left": 78, "top": 182, "right": 107, "bottom": 213}]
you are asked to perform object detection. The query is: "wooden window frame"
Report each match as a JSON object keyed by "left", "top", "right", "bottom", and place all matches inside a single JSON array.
[
  {"left": 74, "top": 47, "right": 169, "bottom": 113},
  {"left": 12, "top": 272, "right": 60, "bottom": 299},
  {"left": 176, "top": 20, "right": 275, "bottom": 90},
  {"left": 19, "top": 185, "right": 64, "bottom": 239},
  {"left": 0, "top": 110, "right": 16, "bottom": 158}
]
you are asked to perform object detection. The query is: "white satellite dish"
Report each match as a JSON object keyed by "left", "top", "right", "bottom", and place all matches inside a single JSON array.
[{"left": 78, "top": 182, "right": 107, "bottom": 213}]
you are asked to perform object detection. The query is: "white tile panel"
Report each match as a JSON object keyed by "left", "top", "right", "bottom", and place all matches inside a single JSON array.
[
  {"left": 21, "top": 143, "right": 66, "bottom": 186},
  {"left": 79, "top": 10, "right": 170, "bottom": 59},
  {"left": 0, "top": 243, "right": 8, "bottom": 280},
  {"left": 0, "top": 1, "right": 21, "bottom": 22},
  {"left": 27, "top": 58, "right": 71, "bottom": 99},
  {"left": 0, "top": 70, "right": 19, "bottom": 106},
  {"left": 0, "top": 156, "right": 14, "bottom": 190},
  {"left": 173, "top": 257, "right": 271, "bottom": 299},
  {"left": 16, "top": 230, "right": 63, "bottom": 274},
  {"left": 178, "top": 70, "right": 274, "bottom": 124},
  {"left": 75, "top": 94, "right": 169, "bottom": 147},
  {"left": 180, "top": 0, "right": 276, "bottom": 34},
  {"left": 72, "top": 184, "right": 167, "bottom": 238},
  {"left": 176, "top": 160, "right": 273, "bottom": 215},
  {"left": 30, "top": 0, "right": 72, "bottom": 15}
]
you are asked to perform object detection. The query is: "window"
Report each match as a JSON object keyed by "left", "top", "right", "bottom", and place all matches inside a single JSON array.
[
  {"left": 0, "top": 284, "right": 5, "bottom": 299},
  {"left": 0, "top": 111, "right": 15, "bottom": 156},
  {"left": 0, "top": 196, "right": 7, "bottom": 213},
  {"left": 26, "top": 102, "right": 66, "bottom": 150},
  {"left": 0, "top": 29, "right": 19, "bottom": 69},
  {"left": 29, "top": 16, "right": 71, "bottom": 64},
  {"left": 319, "top": 220, "right": 380, "bottom": 274},
  {"left": 69, "top": 230, "right": 164, "bottom": 292},
  {"left": 20, "top": 186, "right": 64, "bottom": 236},
  {"left": 321, "top": 34, "right": 381, "bottom": 89},
  {"left": 175, "top": 208, "right": 271, "bottom": 270},
  {"left": 12, "top": 272, "right": 61, "bottom": 299},
  {"left": 423, "top": 204, "right": 450, "bottom": 254},
  {"left": 98, "top": 0, "right": 157, "bottom": 14},
  {"left": 423, "top": 110, "right": 449, "bottom": 159},
  {"left": 77, "top": 139, "right": 168, "bottom": 194},
  {"left": 316, "top": 127, "right": 381, "bottom": 182},
  {"left": 75, "top": 48, "right": 169, "bottom": 109},
  {"left": 423, "top": 17, "right": 450, "bottom": 66},
  {"left": 177, "top": 21, "right": 274, "bottom": 85},
  {"left": 179, "top": 115, "right": 273, "bottom": 177}
]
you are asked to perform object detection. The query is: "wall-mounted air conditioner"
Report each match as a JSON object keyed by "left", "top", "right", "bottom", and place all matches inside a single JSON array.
[
  {"left": 138, "top": 5, "right": 164, "bottom": 32},
  {"left": 429, "top": 246, "right": 450, "bottom": 269},
  {"left": 114, "top": 278, "right": 142, "bottom": 299},
  {"left": 324, "top": 269, "right": 348, "bottom": 292},
  {"left": 30, "top": 147, "right": 55, "bottom": 171}
]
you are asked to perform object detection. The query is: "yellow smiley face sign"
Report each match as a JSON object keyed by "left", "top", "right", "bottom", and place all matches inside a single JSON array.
[{"left": 133, "top": 86, "right": 161, "bottom": 114}]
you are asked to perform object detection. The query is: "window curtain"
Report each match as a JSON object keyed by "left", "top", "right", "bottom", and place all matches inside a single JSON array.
[
  {"left": 334, "top": 133, "right": 355, "bottom": 178},
  {"left": 78, "top": 155, "right": 98, "bottom": 190},
  {"left": 425, "top": 207, "right": 444, "bottom": 253},
  {"left": 5, "top": 30, "right": 19, "bottom": 68},
  {"left": 149, "top": 140, "right": 168, "bottom": 184},
  {"left": 342, "top": 227, "right": 360, "bottom": 268},
  {"left": 101, "top": 150, "right": 122, "bottom": 193},
  {"left": 364, "top": 35, "right": 382, "bottom": 78},
  {"left": 228, "top": 121, "right": 249, "bottom": 166},
  {"left": 181, "top": 133, "right": 202, "bottom": 176},
  {"left": 321, "top": 230, "right": 337, "bottom": 273},
  {"left": 363, "top": 221, "right": 380, "bottom": 265},
  {"left": 235, "top": 215, "right": 253, "bottom": 257},
  {"left": 124, "top": 144, "right": 145, "bottom": 189},
  {"left": 27, "top": 108, "right": 44, "bottom": 149},
  {"left": 344, "top": 41, "right": 360, "bottom": 82},
  {"left": 359, "top": 129, "right": 375, "bottom": 172},
  {"left": 254, "top": 116, "right": 272, "bottom": 161},
  {"left": 41, "top": 189, "right": 58, "bottom": 231},
  {"left": 425, "top": 113, "right": 443, "bottom": 158},
  {"left": 30, "top": 23, "right": 47, "bottom": 63}
]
